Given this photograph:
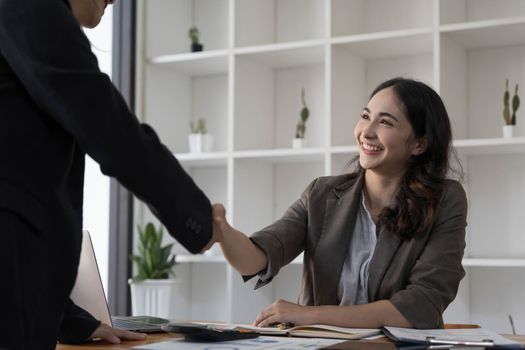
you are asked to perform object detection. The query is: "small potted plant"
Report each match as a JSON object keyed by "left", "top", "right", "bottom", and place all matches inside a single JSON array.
[
  {"left": 188, "top": 26, "right": 203, "bottom": 52},
  {"left": 503, "top": 79, "right": 520, "bottom": 138},
  {"left": 128, "top": 223, "right": 179, "bottom": 318},
  {"left": 188, "top": 118, "right": 213, "bottom": 153},
  {"left": 292, "top": 87, "right": 310, "bottom": 149}
]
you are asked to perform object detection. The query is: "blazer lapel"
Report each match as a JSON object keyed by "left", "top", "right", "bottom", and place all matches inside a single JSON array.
[
  {"left": 368, "top": 227, "right": 402, "bottom": 301},
  {"left": 313, "top": 173, "right": 364, "bottom": 305}
]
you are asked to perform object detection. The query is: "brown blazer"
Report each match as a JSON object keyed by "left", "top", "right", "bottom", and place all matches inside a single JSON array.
[{"left": 249, "top": 172, "right": 467, "bottom": 329}]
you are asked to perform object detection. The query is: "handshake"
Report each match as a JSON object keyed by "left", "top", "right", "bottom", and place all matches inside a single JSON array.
[{"left": 200, "top": 203, "right": 229, "bottom": 253}]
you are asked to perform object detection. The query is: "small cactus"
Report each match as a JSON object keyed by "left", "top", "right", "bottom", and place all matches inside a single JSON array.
[
  {"left": 511, "top": 84, "right": 520, "bottom": 125},
  {"left": 188, "top": 26, "right": 200, "bottom": 45},
  {"left": 295, "top": 87, "right": 310, "bottom": 139},
  {"left": 190, "top": 118, "right": 207, "bottom": 134},
  {"left": 503, "top": 79, "right": 511, "bottom": 125}
]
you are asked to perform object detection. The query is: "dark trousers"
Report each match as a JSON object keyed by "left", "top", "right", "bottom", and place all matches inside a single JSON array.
[{"left": 0, "top": 210, "right": 78, "bottom": 350}]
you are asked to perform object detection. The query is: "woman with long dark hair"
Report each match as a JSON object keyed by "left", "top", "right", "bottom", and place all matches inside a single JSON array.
[{"left": 212, "top": 77, "right": 467, "bottom": 329}]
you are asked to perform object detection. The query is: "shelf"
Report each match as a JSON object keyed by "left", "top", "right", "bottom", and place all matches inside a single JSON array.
[
  {"left": 148, "top": 50, "right": 229, "bottom": 76},
  {"left": 463, "top": 258, "right": 525, "bottom": 267},
  {"left": 440, "top": 17, "right": 525, "bottom": 49},
  {"left": 332, "top": 28, "right": 434, "bottom": 59},
  {"left": 175, "top": 256, "right": 525, "bottom": 267},
  {"left": 175, "top": 152, "right": 229, "bottom": 167},
  {"left": 453, "top": 137, "right": 525, "bottom": 155},
  {"left": 234, "top": 148, "right": 325, "bottom": 164},
  {"left": 235, "top": 41, "right": 325, "bottom": 68}
]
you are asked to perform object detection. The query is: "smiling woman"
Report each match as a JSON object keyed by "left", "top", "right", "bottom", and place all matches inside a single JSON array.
[{"left": 211, "top": 77, "right": 467, "bottom": 330}]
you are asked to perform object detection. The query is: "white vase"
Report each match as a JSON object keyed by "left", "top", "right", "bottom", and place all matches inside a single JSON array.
[
  {"left": 502, "top": 125, "right": 515, "bottom": 138},
  {"left": 292, "top": 138, "right": 305, "bottom": 149},
  {"left": 128, "top": 278, "right": 180, "bottom": 318},
  {"left": 188, "top": 133, "right": 214, "bottom": 153}
]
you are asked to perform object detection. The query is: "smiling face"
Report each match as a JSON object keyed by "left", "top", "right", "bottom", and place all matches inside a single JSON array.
[
  {"left": 354, "top": 87, "right": 426, "bottom": 178},
  {"left": 69, "top": 0, "right": 114, "bottom": 28}
]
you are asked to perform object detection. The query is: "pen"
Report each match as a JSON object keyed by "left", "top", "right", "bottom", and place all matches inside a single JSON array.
[{"left": 427, "top": 336, "right": 494, "bottom": 347}]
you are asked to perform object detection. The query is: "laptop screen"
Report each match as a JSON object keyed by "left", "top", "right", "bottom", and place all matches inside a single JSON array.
[{"left": 70, "top": 230, "right": 112, "bottom": 326}]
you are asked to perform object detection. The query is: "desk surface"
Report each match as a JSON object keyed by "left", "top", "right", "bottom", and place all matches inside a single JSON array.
[{"left": 56, "top": 333, "right": 525, "bottom": 350}]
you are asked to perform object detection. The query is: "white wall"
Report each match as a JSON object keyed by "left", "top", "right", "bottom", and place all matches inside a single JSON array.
[{"left": 82, "top": 7, "right": 113, "bottom": 294}]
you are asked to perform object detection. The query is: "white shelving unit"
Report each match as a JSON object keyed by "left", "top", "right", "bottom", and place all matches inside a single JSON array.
[{"left": 134, "top": 0, "right": 525, "bottom": 332}]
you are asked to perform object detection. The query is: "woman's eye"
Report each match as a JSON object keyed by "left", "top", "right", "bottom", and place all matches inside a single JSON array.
[
  {"left": 380, "top": 119, "right": 393, "bottom": 126},
  {"left": 361, "top": 114, "right": 369, "bottom": 120}
]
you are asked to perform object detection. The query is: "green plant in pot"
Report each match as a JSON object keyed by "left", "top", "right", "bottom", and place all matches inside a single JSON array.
[
  {"left": 503, "top": 79, "right": 520, "bottom": 138},
  {"left": 293, "top": 87, "right": 310, "bottom": 149},
  {"left": 130, "top": 223, "right": 176, "bottom": 281},
  {"left": 129, "top": 223, "right": 178, "bottom": 318},
  {"left": 188, "top": 118, "right": 213, "bottom": 153},
  {"left": 188, "top": 26, "right": 203, "bottom": 52}
]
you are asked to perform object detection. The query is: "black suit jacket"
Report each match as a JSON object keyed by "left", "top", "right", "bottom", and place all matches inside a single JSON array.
[{"left": 0, "top": 0, "right": 211, "bottom": 343}]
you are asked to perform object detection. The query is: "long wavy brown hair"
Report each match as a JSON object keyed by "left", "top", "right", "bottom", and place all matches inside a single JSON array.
[{"left": 355, "top": 77, "right": 461, "bottom": 239}]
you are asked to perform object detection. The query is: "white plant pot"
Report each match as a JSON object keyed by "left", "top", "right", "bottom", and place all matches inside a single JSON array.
[
  {"left": 128, "top": 278, "right": 180, "bottom": 318},
  {"left": 503, "top": 125, "right": 515, "bottom": 138},
  {"left": 292, "top": 138, "right": 305, "bottom": 149},
  {"left": 188, "top": 133, "right": 214, "bottom": 153}
]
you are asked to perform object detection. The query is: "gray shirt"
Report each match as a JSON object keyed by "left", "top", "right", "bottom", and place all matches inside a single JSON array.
[{"left": 337, "top": 192, "right": 377, "bottom": 305}]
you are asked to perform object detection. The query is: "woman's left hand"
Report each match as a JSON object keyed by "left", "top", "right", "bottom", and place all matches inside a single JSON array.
[
  {"left": 253, "top": 299, "right": 316, "bottom": 327},
  {"left": 89, "top": 323, "right": 147, "bottom": 344}
]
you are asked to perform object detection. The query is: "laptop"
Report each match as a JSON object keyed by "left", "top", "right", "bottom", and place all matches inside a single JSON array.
[{"left": 70, "top": 230, "right": 169, "bottom": 333}]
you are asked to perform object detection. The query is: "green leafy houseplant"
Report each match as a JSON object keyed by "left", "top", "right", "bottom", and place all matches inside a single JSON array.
[
  {"left": 130, "top": 223, "right": 176, "bottom": 281},
  {"left": 295, "top": 87, "right": 310, "bottom": 139},
  {"left": 188, "top": 26, "right": 203, "bottom": 52}
]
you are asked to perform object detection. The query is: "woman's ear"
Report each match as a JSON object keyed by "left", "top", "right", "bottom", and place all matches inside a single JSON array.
[{"left": 412, "top": 136, "right": 428, "bottom": 156}]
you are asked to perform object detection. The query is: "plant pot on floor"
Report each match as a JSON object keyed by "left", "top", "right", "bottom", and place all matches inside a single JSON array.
[
  {"left": 188, "top": 133, "right": 213, "bottom": 153},
  {"left": 503, "top": 125, "right": 515, "bottom": 138},
  {"left": 129, "top": 278, "right": 180, "bottom": 318}
]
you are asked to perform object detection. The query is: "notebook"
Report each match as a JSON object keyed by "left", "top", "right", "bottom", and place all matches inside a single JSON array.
[{"left": 70, "top": 230, "right": 168, "bottom": 333}]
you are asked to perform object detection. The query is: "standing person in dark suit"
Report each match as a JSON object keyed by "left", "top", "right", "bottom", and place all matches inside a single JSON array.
[{"left": 0, "top": 0, "right": 215, "bottom": 348}]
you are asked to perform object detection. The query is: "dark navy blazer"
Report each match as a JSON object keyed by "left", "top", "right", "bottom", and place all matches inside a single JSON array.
[{"left": 0, "top": 0, "right": 211, "bottom": 343}]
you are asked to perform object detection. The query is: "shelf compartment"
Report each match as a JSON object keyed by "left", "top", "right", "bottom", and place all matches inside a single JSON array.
[
  {"left": 440, "top": 0, "right": 525, "bottom": 25},
  {"left": 439, "top": 32, "right": 525, "bottom": 139},
  {"left": 332, "top": 0, "right": 433, "bottom": 37},
  {"left": 331, "top": 42, "right": 434, "bottom": 147},
  {"left": 234, "top": 48, "right": 326, "bottom": 151},
  {"left": 144, "top": 65, "right": 229, "bottom": 153},
  {"left": 233, "top": 158, "right": 324, "bottom": 234},
  {"left": 145, "top": 0, "right": 229, "bottom": 57},
  {"left": 149, "top": 50, "right": 229, "bottom": 76},
  {"left": 235, "top": 0, "right": 325, "bottom": 48}
]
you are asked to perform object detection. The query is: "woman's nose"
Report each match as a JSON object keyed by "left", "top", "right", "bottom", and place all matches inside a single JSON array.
[{"left": 362, "top": 121, "right": 377, "bottom": 138}]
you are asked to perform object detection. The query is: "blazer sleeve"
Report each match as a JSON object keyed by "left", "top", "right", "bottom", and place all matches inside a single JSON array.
[
  {"left": 57, "top": 299, "right": 100, "bottom": 344},
  {"left": 247, "top": 179, "right": 318, "bottom": 289},
  {"left": 389, "top": 181, "right": 467, "bottom": 328},
  {"left": 0, "top": 0, "right": 211, "bottom": 253}
]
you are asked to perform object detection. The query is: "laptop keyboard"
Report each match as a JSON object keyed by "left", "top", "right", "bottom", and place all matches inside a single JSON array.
[{"left": 111, "top": 317, "right": 165, "bottom": 331}]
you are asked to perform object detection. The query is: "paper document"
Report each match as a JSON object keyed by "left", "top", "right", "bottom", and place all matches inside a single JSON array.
[
  {"left": 133, "top": 335, "right": 342, "bottom": 350},
  {"left": 384, "top": 326, "right": 521, "bottom": 348},
  {"left": 190, "top": 321, "right": 380, "bottom": 340}
]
